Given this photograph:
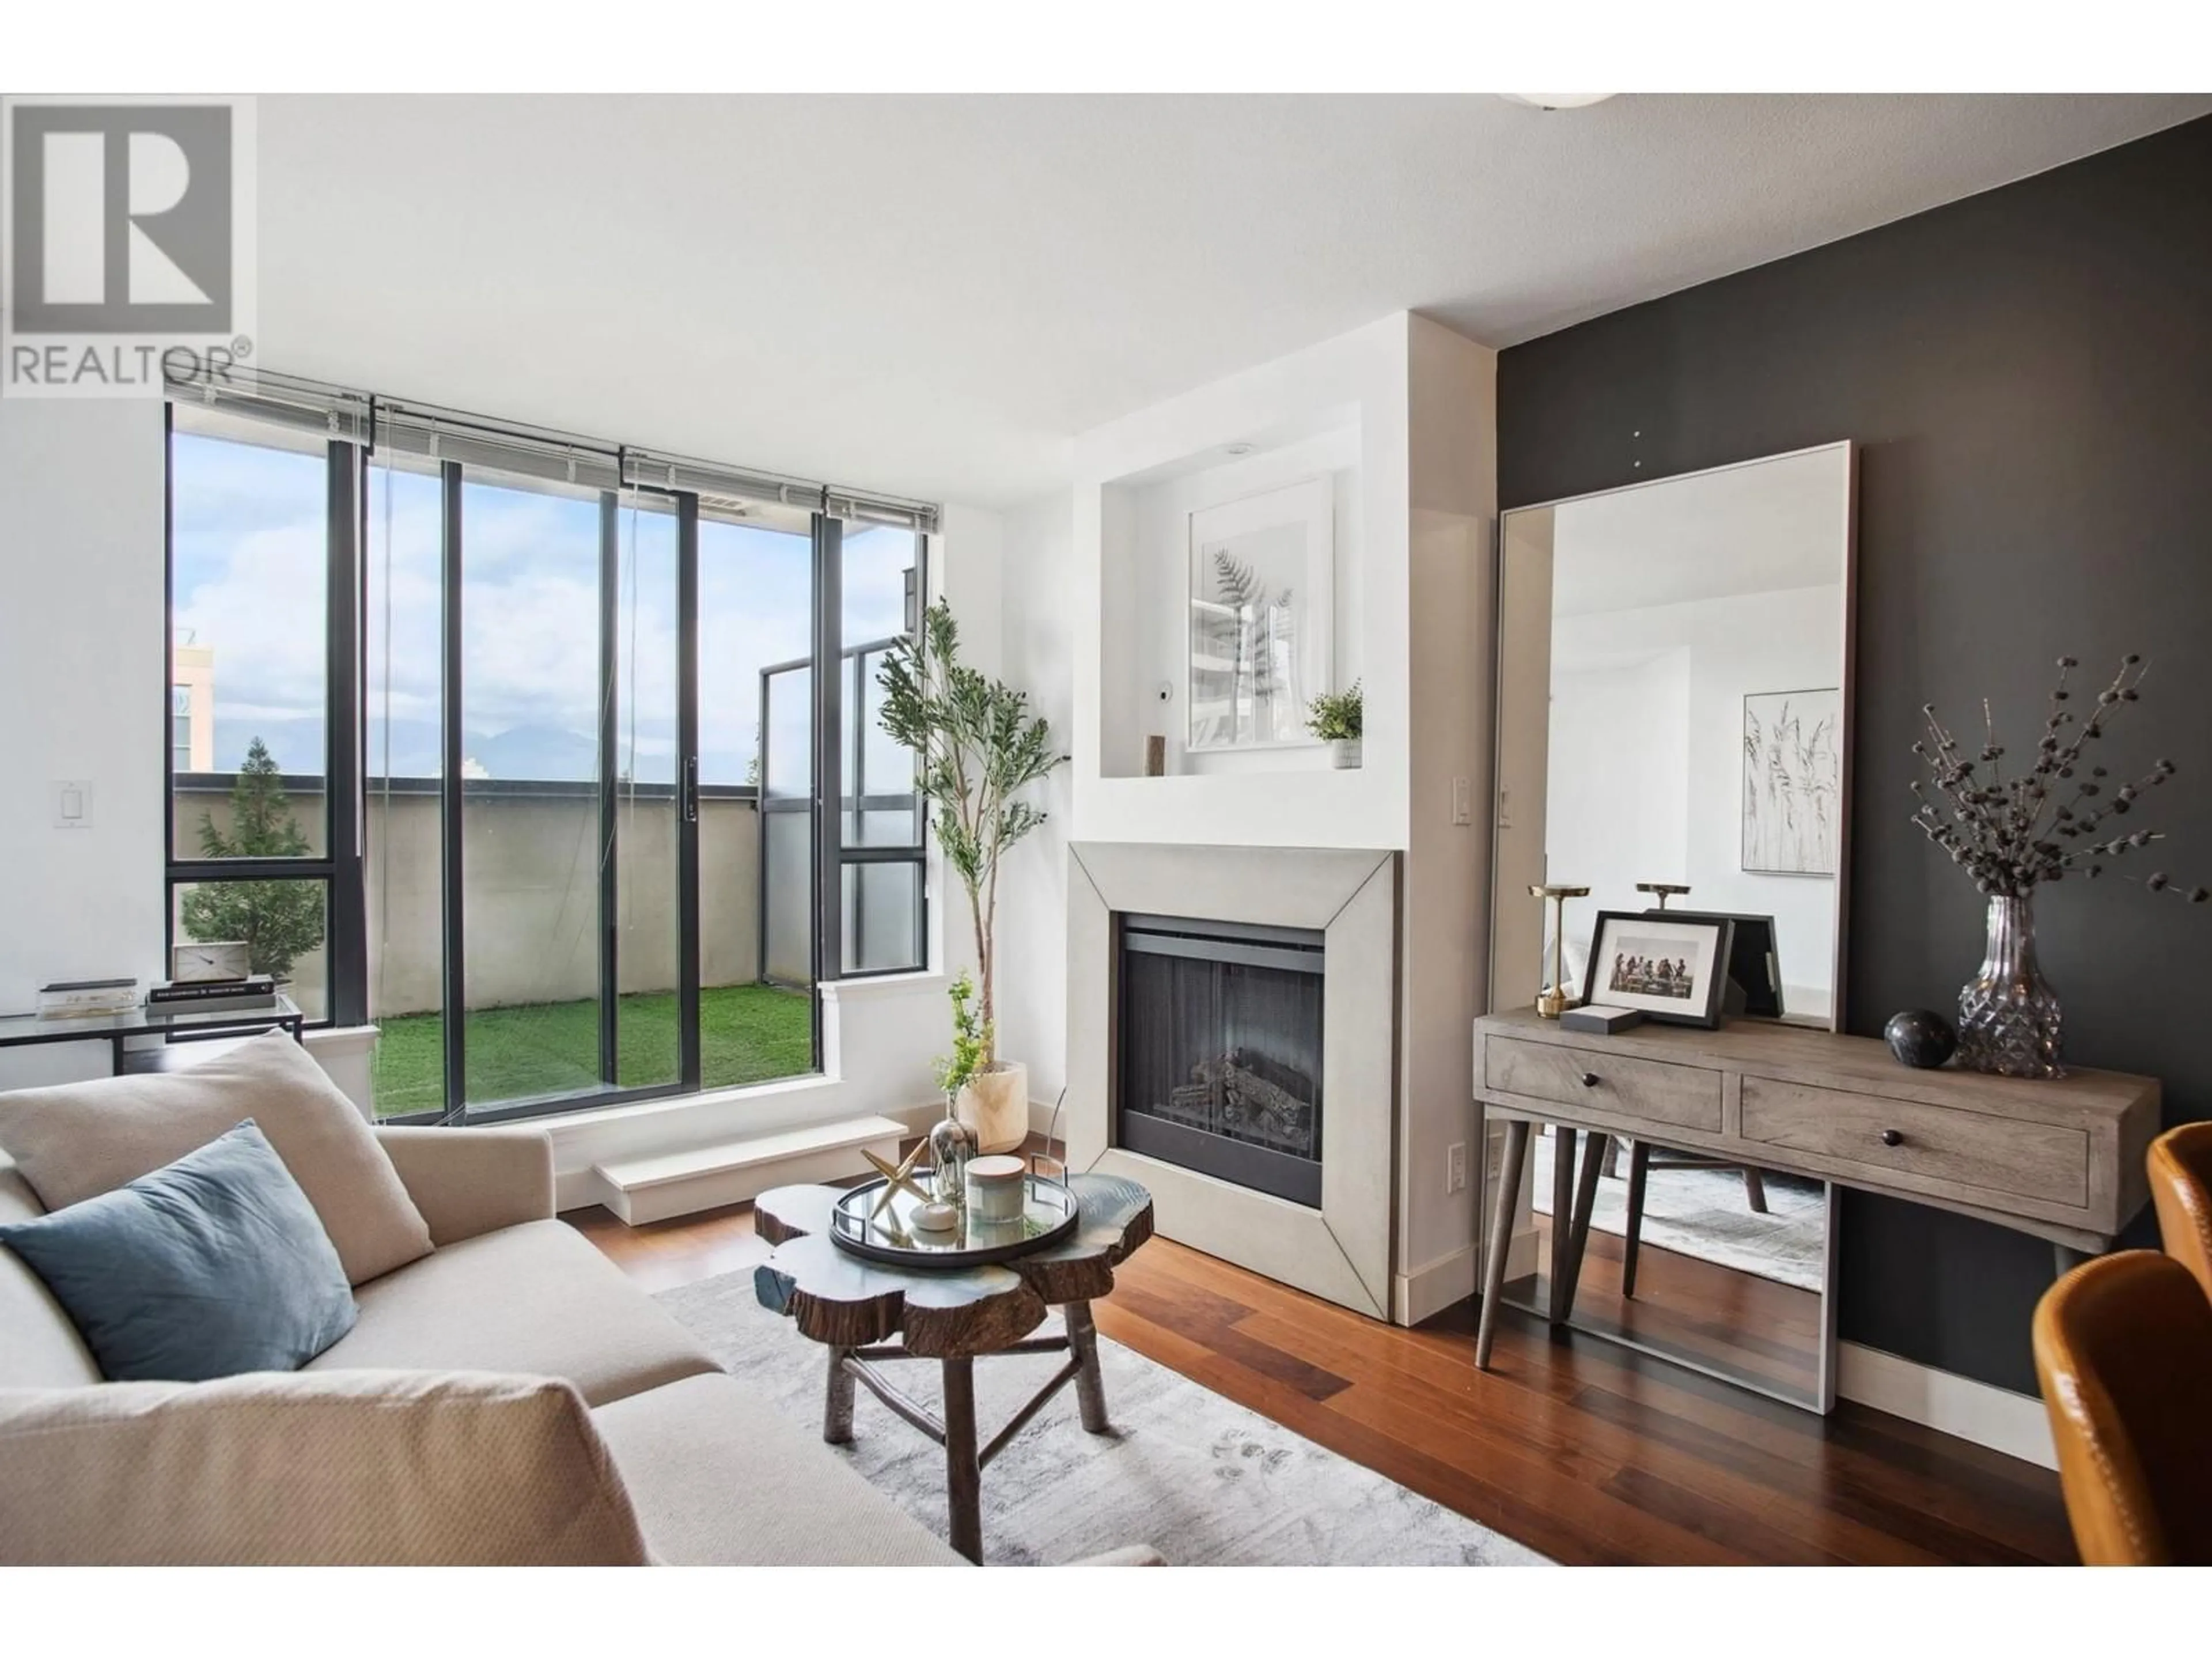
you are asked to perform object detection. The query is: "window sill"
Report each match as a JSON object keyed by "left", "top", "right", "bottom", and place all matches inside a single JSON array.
[{"left": 820, "top": 969, "right": 948, "bottom": 1002}]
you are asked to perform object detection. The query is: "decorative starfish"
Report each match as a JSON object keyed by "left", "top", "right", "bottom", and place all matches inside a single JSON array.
[{"left": 863, "top": 1142, "right": 932, "bottom": 1218}]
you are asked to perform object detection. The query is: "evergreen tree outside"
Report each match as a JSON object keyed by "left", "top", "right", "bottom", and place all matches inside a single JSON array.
[{"left": 180, "top": 737, "right": 327, "bottom": 982}]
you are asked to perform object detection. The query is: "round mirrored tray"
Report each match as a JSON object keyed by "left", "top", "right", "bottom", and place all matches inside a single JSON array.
[{"left": 827, "top": 1170, "right": 1081, "bottom": 1268}]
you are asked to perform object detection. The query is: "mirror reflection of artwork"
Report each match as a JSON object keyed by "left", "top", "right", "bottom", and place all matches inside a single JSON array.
[
  {"left": 1742, "top": 688, "right": 1842, "bottom": 877},
  {"left": 1186, "top": 478, "right": 1333, "bottom": 751}
]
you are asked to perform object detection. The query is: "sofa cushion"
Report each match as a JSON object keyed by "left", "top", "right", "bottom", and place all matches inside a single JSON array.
[
  {"left": 591, "top": 1372, "right": 965, "bottom": 1566},
  {"left": 0, "top": 1158, "right": 99, "bottom": 1389},
  {"left": 0, "top": 1121, "right": 357, "bottom": 1382},
  {"left": 309, "top": 1219, "right": 717, "bottom": 1406},
  {"left": 0, "top": 1369, "right": 650, "bottom": 1566},
  {"left": 0, "top": 1031, "right": 431, "bottom": 1285}
]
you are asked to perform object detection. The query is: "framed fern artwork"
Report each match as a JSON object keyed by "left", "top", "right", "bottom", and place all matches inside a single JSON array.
[{"left": 1185, "top": 476, "right": 1335, "bottom": 752}]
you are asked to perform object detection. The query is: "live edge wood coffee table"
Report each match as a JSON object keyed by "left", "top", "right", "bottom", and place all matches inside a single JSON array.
[{"left": 752, "top": 1172, "right": 1153, "bottom": 1563}]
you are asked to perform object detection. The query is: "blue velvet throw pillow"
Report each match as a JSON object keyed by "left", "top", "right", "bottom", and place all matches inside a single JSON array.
[{"left": 0, "top": 1119, "right": 357, "bottom": 1381}]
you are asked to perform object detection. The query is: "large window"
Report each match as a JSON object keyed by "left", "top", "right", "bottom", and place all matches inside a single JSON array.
[{"left": 166, "top": 380, "right": 930, "bottom": 1124}]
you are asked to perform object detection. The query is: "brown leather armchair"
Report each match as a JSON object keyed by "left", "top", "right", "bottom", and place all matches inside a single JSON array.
[
  {"left": 2150, "top": 1122, "right": 2212, "bottom": 1303},
  {"left": 2033, "top": 1250, "right": 2212, "bottom": 1565}
]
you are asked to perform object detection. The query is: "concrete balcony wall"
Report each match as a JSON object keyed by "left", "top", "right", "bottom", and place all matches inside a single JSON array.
[{"left": 173, "top": 780, "right": 762, "bottom": 1017}]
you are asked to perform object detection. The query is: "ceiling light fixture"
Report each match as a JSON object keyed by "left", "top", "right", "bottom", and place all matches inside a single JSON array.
[
  {"left": 1224, "top": 442, "right": 1256, "bottom": 456},
  {"left": 1499, "top": 93, "right": 1617, "bottom": 111}
]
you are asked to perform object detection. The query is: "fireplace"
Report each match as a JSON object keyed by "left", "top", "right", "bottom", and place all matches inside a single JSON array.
[{"left": 1116, "top": 913, "right": 1325, "bottom": 1207}]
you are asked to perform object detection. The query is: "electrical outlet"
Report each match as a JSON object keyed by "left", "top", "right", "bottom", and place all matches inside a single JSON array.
[{"left": 1446, "top": 1141, "right": 1468, "bottom": 1194}]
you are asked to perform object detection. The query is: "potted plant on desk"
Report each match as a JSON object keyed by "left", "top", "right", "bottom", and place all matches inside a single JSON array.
[{"left": 878, "top": 600, "right": 1066, "bottom": 1153}]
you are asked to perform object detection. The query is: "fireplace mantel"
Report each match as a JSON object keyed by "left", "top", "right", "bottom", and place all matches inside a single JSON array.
[{"left": 1065, "top": 840, "right": 1398, "bottom": 1317}]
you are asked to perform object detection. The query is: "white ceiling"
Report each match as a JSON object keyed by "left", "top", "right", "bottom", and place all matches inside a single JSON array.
[{"left": 257, "top": 94, "right": 2209, "bottom": 507}]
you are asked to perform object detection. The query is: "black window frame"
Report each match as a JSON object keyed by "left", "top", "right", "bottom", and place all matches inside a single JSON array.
[
  {"left": 165, "top": 400, "right": 931, "bottom": 1126},
  {"left": 162, "top": 402, "right": 368, "bottom": 1032}
]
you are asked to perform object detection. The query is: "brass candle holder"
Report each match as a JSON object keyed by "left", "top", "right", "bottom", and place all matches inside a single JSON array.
[{"left": 1529, "top": 884, "right": 1590, "bottom": 1019}]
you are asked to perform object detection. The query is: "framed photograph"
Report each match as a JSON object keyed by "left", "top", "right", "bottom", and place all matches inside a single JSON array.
[
  {"left": 1187, "top": 476, "right": 1334, "bottom": 752},
  {"left": 1743, "top": 688, "right": 1842, "bottom": 876},
  {"left": 1584, "top": 911, "right": 1735, "bottom": 1029},
  {"left": 1643, "top": 908, "right": 1782, "bottom": 1020}
]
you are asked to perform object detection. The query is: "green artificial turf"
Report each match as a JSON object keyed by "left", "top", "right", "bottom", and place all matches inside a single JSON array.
[{"left": 370, "top": 983, "right": 815, "bottom": 1119}]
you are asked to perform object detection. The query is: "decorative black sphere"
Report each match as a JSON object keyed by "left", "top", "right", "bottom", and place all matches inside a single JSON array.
[{"left": 1884, "top": 1009, "right": 1957, "bottom": 1069}]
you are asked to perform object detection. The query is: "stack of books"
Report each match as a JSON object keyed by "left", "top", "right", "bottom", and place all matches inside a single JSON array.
[
  {"left": 36, "top": 978, "right": 142, "bottom": 1020},
  {"left": 148, "top": 976, "right": 279, "bottom": 1015}
]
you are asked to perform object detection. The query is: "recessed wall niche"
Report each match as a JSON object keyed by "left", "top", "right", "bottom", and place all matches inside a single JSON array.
[{"left": 1097, "top": 411, "right": 1362, "bottom": 781}]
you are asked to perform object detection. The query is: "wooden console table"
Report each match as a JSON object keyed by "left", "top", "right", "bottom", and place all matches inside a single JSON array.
[{"left": 1472, "top": 1007, "right": 2161, "bottom": 1379}]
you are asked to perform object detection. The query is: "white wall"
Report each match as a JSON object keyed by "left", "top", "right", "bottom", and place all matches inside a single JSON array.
[
  {"left": 0, "top": 399, "right": 168, "bottom": 1089},
  {"left": 1110, "top": 423, "right": 1361, "bottom": 781},
  {"left": 1072, "top": 316, "right": 1413, "bottom": 853},
  {"left": 1399, "top": 314, "right": 1498, "bottom": 1318},
  {"left": 994, "top": 488, "right": 1076, "bottom": 1115},
  {"left": 1551, "top": 584, "right": 1842, "bottom": 1013}
]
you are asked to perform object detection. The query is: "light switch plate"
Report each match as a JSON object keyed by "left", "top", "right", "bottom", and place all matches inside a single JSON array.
[
  {"left": 52, "top": 779, "right": 94, "bottom": 829},
  {"left": 1452, "top": 776, "right": 1472, "bottom": 826}
]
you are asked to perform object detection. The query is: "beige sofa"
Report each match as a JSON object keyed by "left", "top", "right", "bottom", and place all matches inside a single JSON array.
[{"left": 0, "top": 1124, "right": 966, "bottom": 1566}]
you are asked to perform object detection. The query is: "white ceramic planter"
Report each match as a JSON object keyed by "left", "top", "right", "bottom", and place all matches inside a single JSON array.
[
  {"left": 958, "top": 1060, "right": 1031, "bottom": 1154},
  {"left": 1330, "top": 737, "right": 1363, "bottom": 770}
]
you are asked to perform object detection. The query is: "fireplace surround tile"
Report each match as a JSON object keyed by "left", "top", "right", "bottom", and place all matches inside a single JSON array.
[{"left": 1066, "top": 841, "right": 1398, "bottom": 1317}]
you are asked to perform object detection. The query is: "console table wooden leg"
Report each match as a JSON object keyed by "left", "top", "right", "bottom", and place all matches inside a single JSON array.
[
  {"left": 1476, "top": 1119, "right": 1531, "bottom": 1370},
  {"left": 1622, "top": 1139, "right": 1652, "bottom": 1299},
  {"left": 2053, "top": 1243, "right": 2093, "bottom": 1278},
  {"left": 1547, "top": 1127, "right": 1579, "bottom": 1323},
  {"left": 1066, "top": 1301, "right": 1110, "bottom": 1433},
  {"left": 823, "top": 1344, "right": 855, "bottom": 1444},
  {"left": 941, "top": 1355, "right": 983, "bottom": 1563},
  {"left": 1557, "top": 1132, "right": 1611, "bottom": 1324}
]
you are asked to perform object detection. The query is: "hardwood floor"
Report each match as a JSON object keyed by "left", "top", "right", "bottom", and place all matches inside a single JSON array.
[{"left": 570, "top": 1194, "right": 2074, "bottom": 1566}]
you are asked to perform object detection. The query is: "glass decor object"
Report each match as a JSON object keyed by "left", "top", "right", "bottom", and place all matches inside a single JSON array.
[
  {"left": 1956, "top": 895, "right": 2065, "bottom": 1078},
  {"left": 1912, "top": 654, "right": 2203, "bottom": 1080}
]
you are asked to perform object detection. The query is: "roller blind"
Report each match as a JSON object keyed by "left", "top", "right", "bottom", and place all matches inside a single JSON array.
[
  {"left": 162, "top": 363, "right": 371, "bottom": 445},
  {"left": 374, "top": 399, "right": 623, "bottom": 493}
]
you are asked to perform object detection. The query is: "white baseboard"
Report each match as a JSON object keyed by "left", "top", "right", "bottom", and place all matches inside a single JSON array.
[
  {"left": 1395, "top": 1222, "right": 1541, "bottom": 1326},
  {"left": 1836, "top": 1342, "right": 2056, "bottom": 1469}
]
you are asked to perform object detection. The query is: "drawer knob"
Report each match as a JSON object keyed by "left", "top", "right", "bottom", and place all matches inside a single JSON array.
[
  {"left": 1880, "top": 1128, "right": 1904, "bottom": 1148},
  {"left": 1580, "top": 1071, "right": 1601, "bottom": 1089}
]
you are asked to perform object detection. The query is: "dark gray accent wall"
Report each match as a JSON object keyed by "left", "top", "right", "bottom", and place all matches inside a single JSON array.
[{"left": 1497, "top": 114, "right": 2212, "bottom": 1394}]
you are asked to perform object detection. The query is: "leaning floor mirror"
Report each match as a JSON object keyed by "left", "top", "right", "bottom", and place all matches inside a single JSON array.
[{"left": 1486, "top": 442, "right": 1855, "bottom": 1410}]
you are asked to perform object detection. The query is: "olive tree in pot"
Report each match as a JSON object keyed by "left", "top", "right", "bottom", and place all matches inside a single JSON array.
[{"left": 877, "top": 599, "right": 1067, "bottom": 1153}]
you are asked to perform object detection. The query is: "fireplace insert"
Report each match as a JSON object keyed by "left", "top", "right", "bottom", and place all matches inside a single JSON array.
[{"left": 1115, "top": 912, "right": 1324, "bottom": 1207}]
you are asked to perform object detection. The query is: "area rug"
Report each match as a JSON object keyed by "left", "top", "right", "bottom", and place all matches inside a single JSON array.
[
  {"left": 1531, "top": 1128, "right": 1826, "bottom": 1291},
  {"left": 656, "top": 1267, "right": 1548, "bottom": 1567}
]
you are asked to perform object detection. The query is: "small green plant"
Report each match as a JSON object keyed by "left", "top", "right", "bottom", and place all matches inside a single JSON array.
[
  {"left": 1305, "top": 681, "right": 1363, "bottom": 744},
  {"left": 933, "top": 972, "right": 994, "bottom": 1103}
]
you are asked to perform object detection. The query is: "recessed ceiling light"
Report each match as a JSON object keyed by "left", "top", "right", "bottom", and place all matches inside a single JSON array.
[
  {"left": 1224, "top": 442, "right": 1256, "bottom": 456},
  {"left": 1499, "top": 93, "right": 1617, "bottom": 111}
]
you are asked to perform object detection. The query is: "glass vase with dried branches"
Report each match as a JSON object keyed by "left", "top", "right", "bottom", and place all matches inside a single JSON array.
[{"left": 1911, "top": 654, "right": 2200, "bottom": 1077}]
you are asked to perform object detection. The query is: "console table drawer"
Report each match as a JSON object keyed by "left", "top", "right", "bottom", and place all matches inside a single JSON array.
[
  {"left": 1485, "top": 1036, "right": 1722, "bottom": 1134},
  {"left": 1740, "top": 1078, "right": 2089, "bottom": 1207}
]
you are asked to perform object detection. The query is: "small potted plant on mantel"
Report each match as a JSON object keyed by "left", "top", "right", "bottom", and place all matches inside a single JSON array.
[
  {"left": 878, "top": 600, "right": 1067, "bottom": 1153},
  {"left": 1306, "top": 681, "right": 1363, "bottom": 768}
]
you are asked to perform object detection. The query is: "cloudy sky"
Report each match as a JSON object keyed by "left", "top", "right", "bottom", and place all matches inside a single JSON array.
[{"left": 170, "top": 427, "right": 916, "bottom": 788}]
